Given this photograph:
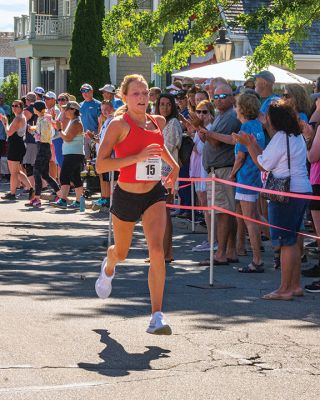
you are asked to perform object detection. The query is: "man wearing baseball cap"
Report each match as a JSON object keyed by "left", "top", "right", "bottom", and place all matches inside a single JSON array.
[
  {"left": 44, "top": 91, "right": 59, "bottom": 116},
  {"left": 254, "top": 70, "right": 280, "bottom": 120},
  {"left": 99, "top": 84, "right": 123, "bottom": 110},
  {"left": 80, "top": 83, "right": 101, "bottom": 159},
  {"left": 34, "top": 87, "right": 45, "bottom": 101}
]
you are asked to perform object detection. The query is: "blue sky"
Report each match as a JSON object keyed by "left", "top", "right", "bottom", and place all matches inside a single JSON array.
[{"left": 0, "top": 1, "right": 28, "bottom": 32}]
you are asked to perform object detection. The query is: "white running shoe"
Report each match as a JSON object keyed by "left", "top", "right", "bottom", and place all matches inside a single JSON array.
[
  {"left": 192, "top": 240, "right": 218, "bottom": 252},
  {"left": 95, "top": 257, "right": 115, "bottom": 299},
  {"left": 146, "top": 311, "right": 172, "bottom": 335},
  {"left": 192, "top": 240, "right": 210, "bottom": 252}
]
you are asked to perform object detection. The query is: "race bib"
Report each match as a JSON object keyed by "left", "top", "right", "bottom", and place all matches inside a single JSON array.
[{"left": 136, "top": 157, "right": 162, "bottom": 181}]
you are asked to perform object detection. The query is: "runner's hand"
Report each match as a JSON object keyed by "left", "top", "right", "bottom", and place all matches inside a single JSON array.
[
  {"left": 163, "top": 166, "right": 179, "bottom": 193},
  {"left": 136, "top": 144, "right": 163, "bottom": 162}
]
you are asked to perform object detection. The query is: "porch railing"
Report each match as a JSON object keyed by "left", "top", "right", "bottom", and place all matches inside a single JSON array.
[{"left": 14, "top": 13, "right": 74, "bottom": 40}]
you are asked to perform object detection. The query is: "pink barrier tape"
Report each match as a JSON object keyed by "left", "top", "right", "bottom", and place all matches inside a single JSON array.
[
  {"left": 167, "top": 203, "right": 320, "bottom": 241},
  {"left": 176, "top": 176, "right": 319, "bottom": 201},
  {"left": 178, "top": 183, "right": 192, "bottom": 190}
]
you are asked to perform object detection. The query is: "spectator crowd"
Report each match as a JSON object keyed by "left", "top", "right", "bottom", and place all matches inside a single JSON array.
[{"left": 1, "top": 72, "right": 320, "bottom": 297}]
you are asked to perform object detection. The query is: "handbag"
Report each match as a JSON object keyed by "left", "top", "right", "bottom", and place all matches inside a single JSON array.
[
  {"left": 262, "top": 134, "right": 291, "bottom": 203},
  {"left": 178, "top": 134, "right": 194, "bottom": 166}
]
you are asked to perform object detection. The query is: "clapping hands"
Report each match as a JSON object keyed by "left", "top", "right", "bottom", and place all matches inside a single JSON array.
[{"left": 232, "top": 131, "right": 256, "bottom": 146}]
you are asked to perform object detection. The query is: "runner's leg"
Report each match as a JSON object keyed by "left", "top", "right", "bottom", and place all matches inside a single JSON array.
[{"left": 142, "top": 201, "right": 167, "bottom": 313}]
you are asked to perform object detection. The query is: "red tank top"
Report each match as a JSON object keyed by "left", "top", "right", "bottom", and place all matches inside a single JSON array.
[{"left": 114, "top": 113, "right": 164, "bottom": 183}]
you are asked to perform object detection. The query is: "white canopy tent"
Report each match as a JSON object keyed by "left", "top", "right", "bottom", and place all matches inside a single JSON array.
[{"left": 172, "top": 57, "right": 312, "bottom": 85}]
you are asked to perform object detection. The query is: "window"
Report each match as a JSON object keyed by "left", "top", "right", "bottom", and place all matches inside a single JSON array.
[
  {"left": 63, "top": 0, "right": 70, "bottom": 16},
  {"left": 4, "top": 59, "right": 19, "bottom": 77},
  {"left": 35, "top": 0, "right": 58, "bottom": 15},
  {"left": 137, "top": 0, "right": 152, "bottom": 10}
]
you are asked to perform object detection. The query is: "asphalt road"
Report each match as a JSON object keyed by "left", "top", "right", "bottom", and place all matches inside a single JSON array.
[{"left": 0, "top": 188, "right": 320, "bottom": 400}]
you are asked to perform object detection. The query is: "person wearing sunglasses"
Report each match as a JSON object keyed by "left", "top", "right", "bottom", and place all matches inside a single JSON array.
[
  {"left": 181, "top": 77, "right": 195, "bottom": 91},
  {"left": 25, "top": 101, "right": 60, "bottom": 208},
  {"left": 189, "top": 100, "right": 215, "bottom": 254},
  {"left": 1, "top": 100, "right": 34, "bottom": 201},
  {"left": 51, "top": 101, "right": 84, "bottom": 210},
  {"left": 282, "top": 84, "right": 310, "bottom": 124},
  {"left": 0, "top": 92, "right": 11, "bottom": 182},
  {"left": 79, "top": 83, "right": 101, "bottom": 160},
  {"left": 155, "top": 93, "right": 183, "bottom": 263},
  {"left": 201, "top": 84, "right": 241, "bottom": 265}
]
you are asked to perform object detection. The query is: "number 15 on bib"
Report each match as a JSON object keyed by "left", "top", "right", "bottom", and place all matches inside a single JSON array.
[{"left": 136, "top": 157, "right": 162, "bottom": 181}]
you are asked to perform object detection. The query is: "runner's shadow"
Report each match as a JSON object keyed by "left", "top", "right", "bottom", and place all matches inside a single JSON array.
[{"left": 78, "top": 329, "right": 171, "bottom": 377}]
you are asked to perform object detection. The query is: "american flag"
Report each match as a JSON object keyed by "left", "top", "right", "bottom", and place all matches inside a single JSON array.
[
  {"left": 20, "top": 58, "right": 31, "bottom": 98},
  {"left": 173, "top": 20, "right": 214, "bottom": 69}
]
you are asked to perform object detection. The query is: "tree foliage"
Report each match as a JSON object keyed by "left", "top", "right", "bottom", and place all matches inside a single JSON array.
[
  {"left": 69, "top": 0, "right": 110, "bottom": 100},
  {"left": 0, "top": 73, "right": 19, "bottom": 106},
  {"left": 101, "top": 0, "right": 320, "bottom": 75}
]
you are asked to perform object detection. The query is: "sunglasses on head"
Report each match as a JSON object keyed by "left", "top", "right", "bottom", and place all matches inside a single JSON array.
[
  {"left": 213, "top": 93, "right": 232, "bottom": 100},
  {"left": 11, "top": 104, "right": 20, "bottom": 108},
  {"left": 196, "top": 109, "right": 208, "bottom": 115},
  {"left": 80, "top": 89, "right": 90, "bottom": 93}
]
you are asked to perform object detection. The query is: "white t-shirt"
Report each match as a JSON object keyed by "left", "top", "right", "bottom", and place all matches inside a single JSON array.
[
  {"left": 96, "top": 116, "right": 113, "bottom": 155},
  {"left": 257, "top": 131, "right": 311, "bottom": 193}
]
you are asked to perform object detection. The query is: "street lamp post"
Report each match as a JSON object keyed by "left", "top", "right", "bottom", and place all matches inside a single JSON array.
[{"left": 214, "top": 27, "right": 232, "bottom": 63}]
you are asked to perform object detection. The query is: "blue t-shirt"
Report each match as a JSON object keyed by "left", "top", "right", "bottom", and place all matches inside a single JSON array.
[
  {"left": 112, "top": 98, "right": 123, "bottom": 110},
  {"left": 298, "top": 112, "right": 309, "bottom": 123},
  {"left": 0, "top": 106, "right": 6, "bottom": 140},
  {"left": 235, "top": 119, "right": 265, "bottom": 194},
  {"left": 80, "top": 99, "right": 101, "bottom": 133},
  {"left": 180, "top": 108, "right": 189, "bottom": 119},
  {"left": 260, "top": 94, "right": 280, "bottom": 114}
]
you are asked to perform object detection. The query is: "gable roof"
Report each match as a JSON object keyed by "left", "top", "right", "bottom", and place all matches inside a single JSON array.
[{"left": 224, "top": 0, "right": 320, "bottom": 55}]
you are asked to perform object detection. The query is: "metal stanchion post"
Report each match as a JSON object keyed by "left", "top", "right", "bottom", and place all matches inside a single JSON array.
[
  {"left": 107, "top": 171, "right": 115, "bottom": 248},
  {"left": 191, "top": 181, "right": 195, "bottom": 233},
  {"left": 186, "top": 171, "right": 235, "bottom": 290},
  {"left": 209, "top": 173, "right": 215, "bottom": 286}
]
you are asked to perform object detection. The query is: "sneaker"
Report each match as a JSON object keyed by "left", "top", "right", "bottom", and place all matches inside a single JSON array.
[
  {"left": 305, "top": 240, "right": 317, "bottom": 248},
  {"left": 302, "top": 265, "right": 320, "bottom": 277},
  {"left": 25, "top": 198, "right": 41, "bottom": 208},
  {"left": 176, "top": 211, "right": 191, "bottom": 219},
  {"left": 192, "top": 240, "right": 210, "bottom": 252},
  {"left": 305, "top": 280, "right": 320, "bottom": 293},
  {"left": 68, "top": 200, "right": 80, "bottom": 210},
  {"left": 50, "top": 198, "right": 67, "bottom": 209},
  {"left": 92, "top": 198, "right": 110, "bottom": 210},
  {"left": 1, "top": 192, "right": 16, "bottom": 200},
  {"left": 95, "top": 257, "right": 115, "bottom": 299},
  {"left": 146, "top": 311, "right": 172, "bottom": 335},
  {"left": 31, "top": 198, "right": 41, "bottom": 208}
]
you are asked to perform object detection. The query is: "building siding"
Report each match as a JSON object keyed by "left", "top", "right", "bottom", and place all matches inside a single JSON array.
[{"left": 117, "top": 44, "right": 154, "bottom": 86}]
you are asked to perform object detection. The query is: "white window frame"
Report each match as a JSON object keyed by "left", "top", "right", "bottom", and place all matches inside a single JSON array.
[{"left": 63, "top": 0, "right": 71, "bottom": 16}]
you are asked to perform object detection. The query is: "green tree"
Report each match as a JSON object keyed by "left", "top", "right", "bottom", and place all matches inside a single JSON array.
[
  {"left": 69, "top": 0, "right": 110, "bottom": 100},
  {"left": 101, "top": 0, "right": 320, "bottom": 75},
  {"left": 0, "top": 73, "right": 18, "bottom": 106}
]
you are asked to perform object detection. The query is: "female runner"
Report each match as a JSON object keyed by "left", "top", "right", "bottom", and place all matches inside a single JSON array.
[{"left": 96, "top": 74, "right": 179, "bottom": 335}]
